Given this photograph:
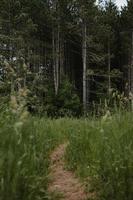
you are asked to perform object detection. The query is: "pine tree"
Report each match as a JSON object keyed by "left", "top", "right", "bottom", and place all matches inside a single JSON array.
[{"left": 120, "top": 0, "right": 133, "bottom": 110}]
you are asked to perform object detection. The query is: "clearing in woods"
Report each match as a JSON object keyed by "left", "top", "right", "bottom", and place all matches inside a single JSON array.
[{"left": 48, "top": 143, "right": 89, "bottom": 200}]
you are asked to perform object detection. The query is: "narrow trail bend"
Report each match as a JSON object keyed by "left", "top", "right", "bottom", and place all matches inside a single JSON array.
[{"left": 48, "top": 143, "right": 88, "bottom": 200}]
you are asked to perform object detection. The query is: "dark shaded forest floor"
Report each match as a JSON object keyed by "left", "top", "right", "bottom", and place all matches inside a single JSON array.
[{"left": 48, "top": 143, "right": 89, "bottom": 200}]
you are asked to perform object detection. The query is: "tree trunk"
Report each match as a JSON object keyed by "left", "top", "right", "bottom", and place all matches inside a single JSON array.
[
  {"left": 82, "top": 21, "right": 87, "bottom": 114},
  {"left": 52, "top": 0, "right": 60, "bottom": 96},
  {"left": 131, "top": 31, "right": 133, "bottom": 110},
  {"left": 60, "top": 35, "right": 64, "bottom": 81},
  {"left": 52, "top": 29, "right": 57, "bottom": 95},
  {"left": 108, "top": 37, "right": 111, "bottom": 96},
  {"left": 55, "top": 23, "right": 60, "bottom": 95}
]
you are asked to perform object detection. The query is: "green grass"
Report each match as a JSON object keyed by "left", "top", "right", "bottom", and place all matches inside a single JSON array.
[
  {"left": 0, "top": 109, "right": 65, "bottom": 200},
  {"left": 0, "top": 108, "right": 133, "bottom": 200},
  {"left": 65, "top": 113, "right": 133, "bottom": 200}
]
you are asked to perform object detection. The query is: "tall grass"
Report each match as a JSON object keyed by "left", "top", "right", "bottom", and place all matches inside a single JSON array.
[
  {"left": 65, "top": 112, "right": 133, "bottom": 200},
  {"left": 0, "top": 108, "right": 64, "bottom": 200},
  {"left": 0, "top": 106, "right": 133, "bottom": 200}
]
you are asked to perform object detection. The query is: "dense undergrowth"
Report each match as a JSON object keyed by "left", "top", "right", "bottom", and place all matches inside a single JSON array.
[
  {"left": 0, "top": 107, "right": 133, "bottom": 200},
  {"left": 0, "top": 108, "right": 65, "bottom": 200},
  {"left": 65, "top": 112, "right": 133, "bottom": 200}
]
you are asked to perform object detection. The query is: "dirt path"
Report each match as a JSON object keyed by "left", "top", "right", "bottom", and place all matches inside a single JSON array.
[{"left": 48, "top": 143, "right": 88, "bottom": 200}]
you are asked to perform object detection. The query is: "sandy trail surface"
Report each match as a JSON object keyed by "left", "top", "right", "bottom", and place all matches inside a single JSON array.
[{"left": 48, "top": 143, "right": 88, "bottom": 200}]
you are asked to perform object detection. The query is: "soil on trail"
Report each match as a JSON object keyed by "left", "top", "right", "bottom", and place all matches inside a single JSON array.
[{"left": 48, "top": 143, "right": 88, "bottom": 200}]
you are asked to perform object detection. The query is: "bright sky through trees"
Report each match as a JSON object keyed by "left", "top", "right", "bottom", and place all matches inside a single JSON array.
[
  {"left": 116, "top": 0, "right": 127, "bottom": 8},
  {"left": 97, "top": 0, "right": 127, "bottom": 9}
]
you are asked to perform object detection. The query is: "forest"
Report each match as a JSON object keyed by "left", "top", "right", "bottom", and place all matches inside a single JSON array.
[
  {"left": 0, "top": 0, "right": 133, "bottom": 200},
  {"left": 0, "top": 0, "right": 133, "bottom": 116}
]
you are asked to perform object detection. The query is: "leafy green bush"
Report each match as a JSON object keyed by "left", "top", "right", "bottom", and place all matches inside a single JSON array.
[
  {"left": 54, "top": 78, "right": 81, "bottom": 117},
  {"left": 28, "top": 77, "right": 81, "bottom": 117}
]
